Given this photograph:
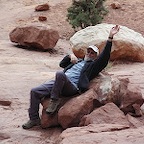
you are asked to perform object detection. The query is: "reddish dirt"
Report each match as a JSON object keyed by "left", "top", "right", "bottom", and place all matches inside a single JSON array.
[{"left": 0, "top": 0, "right": 144, "bottom": 143}]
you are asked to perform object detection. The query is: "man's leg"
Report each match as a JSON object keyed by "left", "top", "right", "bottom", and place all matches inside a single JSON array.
[
  {"left": 22, "top": 80, "right": 54, "bottom": 129},
  {"left": 51, "top": 71, "right": 78, "bottom": 99},
  {"left": 46, "top": 71, "right": 78, "bottom": 114}
]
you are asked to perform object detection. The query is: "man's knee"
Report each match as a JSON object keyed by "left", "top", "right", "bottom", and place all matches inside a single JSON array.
[
  {"left": 55, "top": 71, "right": 65, "bottom": 79},
  {"left": 30, "top": 87, "right": 41, "bottom": 98},
  {"left": 31, "top": 87, "right": 38, "bottom": 94}
]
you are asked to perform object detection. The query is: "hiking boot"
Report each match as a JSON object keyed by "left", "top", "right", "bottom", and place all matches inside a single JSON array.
[
  {"left": 22, "top": 119, "right": 40, "bottom": 129},
  {"left": 46, "top": 99, "right": 60, "bottom": 115}
]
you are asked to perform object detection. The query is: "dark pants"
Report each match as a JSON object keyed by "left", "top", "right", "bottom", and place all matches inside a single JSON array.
[{"left": 28, "top": 71, "right": 78, "bottom": 120}]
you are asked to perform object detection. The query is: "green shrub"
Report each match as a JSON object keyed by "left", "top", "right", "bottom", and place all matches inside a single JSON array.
[{"left": 67, "top": 0, "right": 108, "bottom": 31}]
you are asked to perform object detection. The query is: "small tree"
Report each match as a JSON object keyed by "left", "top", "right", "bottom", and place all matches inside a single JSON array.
[{"left": 67, "top": 0, "right": 108, "bottom": 31}]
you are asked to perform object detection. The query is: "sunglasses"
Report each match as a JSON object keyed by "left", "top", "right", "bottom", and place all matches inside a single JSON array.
[{"left": 87, "top": 50, "right": 96, "bottom": 55}]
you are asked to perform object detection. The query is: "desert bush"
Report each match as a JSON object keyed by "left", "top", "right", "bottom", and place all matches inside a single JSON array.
[{"left": 67, "top": 0, "right": 108, "bottom": 31}]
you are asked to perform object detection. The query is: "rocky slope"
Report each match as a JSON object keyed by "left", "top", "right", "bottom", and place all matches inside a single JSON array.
[{"left": 0, "top": 0, "right": 144, "bottom": 143}]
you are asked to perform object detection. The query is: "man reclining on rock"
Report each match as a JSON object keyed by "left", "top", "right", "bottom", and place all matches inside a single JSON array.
[{"left": 22, "top": 25, "right": 120, "bottom": 129}]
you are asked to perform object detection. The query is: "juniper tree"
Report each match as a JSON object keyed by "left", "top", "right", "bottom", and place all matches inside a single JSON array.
[{"left": 67, "top": 0, "right": 108, "bottom": 31}]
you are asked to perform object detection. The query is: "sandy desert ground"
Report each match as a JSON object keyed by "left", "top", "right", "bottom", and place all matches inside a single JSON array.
[{"left": 0, "top": 0, "right": 144, "bottom": 143}]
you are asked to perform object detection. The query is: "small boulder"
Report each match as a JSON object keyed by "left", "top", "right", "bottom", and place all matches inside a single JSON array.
[
  {"left": 9, "top": 25, "right": 59, "bottom": 51},
  {"left": 0, "top": 100, "right": 11, "bottom": 106},
  {"left": 58, "top": 89, "right": 97, "bottom": 129},
  {"left": 38, "top": 16, "right": 47, "bottom": 21},
  {"left": 90, "top": 74, "right": 144, "bottom": 116},
  {"left": 35, "top": 3, "right": 49, "bottom": 11},
  {"left": 79, "top": 103, "right": 130, "bottom": 127},
  {"left": 41, "top": 99, "right": 59, "bottom": 128},
  {"left": 111, "top": 2, "right": 121, "bottom": 9}
]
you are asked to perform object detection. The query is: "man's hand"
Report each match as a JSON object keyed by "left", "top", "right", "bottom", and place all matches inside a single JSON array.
[
  {"left": 109, "top": 25, "right": 120, "bottom": 38},
  {"left": 70, "top": 53, "right": 78, "bottom": 64}
]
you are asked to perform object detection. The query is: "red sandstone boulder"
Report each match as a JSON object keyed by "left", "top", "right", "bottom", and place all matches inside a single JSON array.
[
  {"left": 58, "top": 89, "right": 97, "bottom": 129},
  {"left": 0, "top": 100, "right": 11, "bottom": 106},
  {"left": 79, "top": 103, "right": 130, "bottom": 126},
  {"left": 119, "top": 78, "right": 144, "bottom": 115},
  {"left": 38, "top": 16, "right": 47, "bottom": 21},
  {"left": 90, "top": 74, "right": 144, "bottom": 116},
  {"left": 9, "top": 25, "right": 59, "bottom": 51},
  {"left": 35, "top": 3, "right": 50, "bottom": 11},
  {"left": 41, "top": 99, "right": 59, "bottom": 128},
  {"left": 40, "top": 97, "right": 72, "bottom": 128},
  {"left": 58, "top": 124, "right": 144, "bottom": 144},
  {"left": 111, "top": 2, "right": 121, "bottom": 9}
]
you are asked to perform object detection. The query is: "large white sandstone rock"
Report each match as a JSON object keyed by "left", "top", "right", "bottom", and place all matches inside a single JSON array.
[{"left": 70, "top": 23, "right": 144, "bottom": 62}]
